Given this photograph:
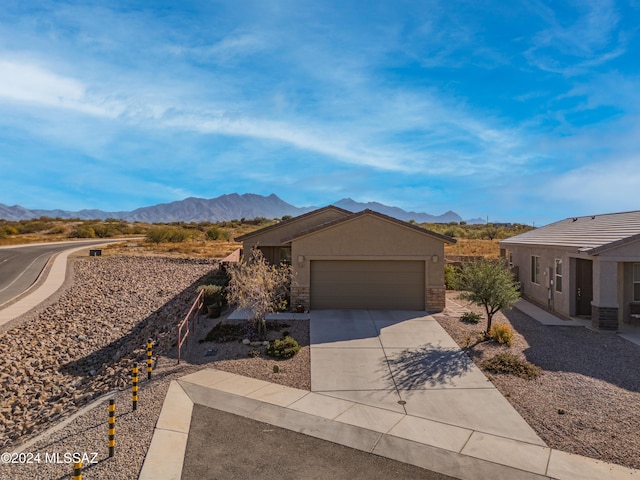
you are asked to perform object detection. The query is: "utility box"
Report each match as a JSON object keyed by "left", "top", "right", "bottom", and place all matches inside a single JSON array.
[{"left": 89, "top": 249, "right": 102, "bottom": 256}]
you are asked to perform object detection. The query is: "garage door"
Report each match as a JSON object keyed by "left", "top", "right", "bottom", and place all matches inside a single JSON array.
[{"left": 310, "top": 260, "right": 425, "bottom": 310}]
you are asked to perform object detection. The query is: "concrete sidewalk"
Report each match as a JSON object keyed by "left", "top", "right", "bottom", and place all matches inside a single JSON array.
[
  {"left": 513, "top": 298, "right": 640, "bottom": 348},
  {"left": 513, "top": 299, "right": 585, "bottom": 327},
  {"left": 0, "top": 240, "right": 125, "bottom": 329},
  {"left": 140, "top": 369, "right": 638, "bottom": 480},
  {"left": 0, "top": 245, "right": 88, "bottom": 328},
  {"left": 140, "top": 309, "right": 640, "bottom": 479}
]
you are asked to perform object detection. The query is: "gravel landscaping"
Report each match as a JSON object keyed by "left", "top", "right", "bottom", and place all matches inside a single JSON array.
[
  {"left": 434, "top": 291, "right": 640, "bottom": 471},
  {"left": 0, "top": 253, "right": 310, "bottom": 479},
  {"left": 2, "top": 252, "right": 639, "bottom": 478}
]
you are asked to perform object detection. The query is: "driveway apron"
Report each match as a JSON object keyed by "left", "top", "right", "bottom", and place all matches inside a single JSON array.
[{"left": 309, "top": 309, "right": 544, "bottom": 445}]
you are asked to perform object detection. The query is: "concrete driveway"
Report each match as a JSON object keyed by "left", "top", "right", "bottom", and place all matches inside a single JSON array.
[{"left": 310, "top": 309, "right": 544, "bottom": 445}]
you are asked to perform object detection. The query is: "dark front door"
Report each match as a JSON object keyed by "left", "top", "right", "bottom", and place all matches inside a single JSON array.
[{"left": 575, "top": 258, "right": 593, "bottom": 316}]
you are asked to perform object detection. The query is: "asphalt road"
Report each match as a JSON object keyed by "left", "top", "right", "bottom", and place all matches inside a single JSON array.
[
  {"left": 182, "top": 405, "right": 457, "bottom": 480},
  {"left": 0, "top": 239, "right": 121, "bottom": 306}
]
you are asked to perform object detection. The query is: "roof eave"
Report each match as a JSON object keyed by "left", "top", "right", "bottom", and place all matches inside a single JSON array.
[
  {"left": 233, "top": 205, "right": 353, "bottom": 242},
  {"left": 284, "top": 209, "right": 456, "bottom": 244},
  {"left": 584, "top": 232, "right": 640, "bottom": 256}
]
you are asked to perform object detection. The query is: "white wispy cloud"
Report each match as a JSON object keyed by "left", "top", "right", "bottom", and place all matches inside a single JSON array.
[
  {"left": 0, "top": 52, "right": 533, "bottom": 180},
  {"left": 0, "top": 60, "right": 95, "bottom": 113},
  {"left": 167, "top": 32, "right": 268, "bottom": 63},
  {"left": 546, "top": 156, "right": 640, "bottom": 214},
  {"left": 525, "top": 0, "right": 625, "bottom": 75}
]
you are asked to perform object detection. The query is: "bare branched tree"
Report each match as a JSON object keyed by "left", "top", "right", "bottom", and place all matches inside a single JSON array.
[{"left": 227, "top": 247, "right": 293, "bottom": 338}]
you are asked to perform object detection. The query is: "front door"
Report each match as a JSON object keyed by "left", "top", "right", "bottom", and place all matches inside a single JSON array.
[{"left": 575, "top": 258, "right": 593, "bottom": 316}]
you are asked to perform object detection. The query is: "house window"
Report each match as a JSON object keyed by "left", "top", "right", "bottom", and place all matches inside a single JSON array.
[
  {"left": 279, "top": 247, "right": 292, "bottom": 265},
  {"left": 531, "top": 255, "right": 540, "bottom": 284},
  {"left": 555, "top": 259, "right": 563, "bottom": 293},
  {"left": 508, "top": 251, "right": 513, "bottom": 267},
  {"left": 634, "top": 263, "right": 640, "bottom": 302}
]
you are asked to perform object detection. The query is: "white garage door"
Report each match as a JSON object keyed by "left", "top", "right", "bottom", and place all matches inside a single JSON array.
[{"left": 310, "top": 260, "right": 425, "bottom": 310}]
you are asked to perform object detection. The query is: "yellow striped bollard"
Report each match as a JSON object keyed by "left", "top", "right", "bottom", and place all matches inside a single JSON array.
[
  {"left": 132, "top": 362, "right": 139, "bottom": 411},
  {"left": 108, "top": 398, "right": 116, "bottom": 457},
  {"left": 147, "top": 339, "right": 153, "bottom": 380},
  {"left": 73, "top": 461, "right": 82, "bottom": 480}
]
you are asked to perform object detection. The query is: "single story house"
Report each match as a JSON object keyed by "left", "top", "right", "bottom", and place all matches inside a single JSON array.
[
  {"left": 235, "top": 206, "right": 455, "bottom": 311},
  {"left": 499, "top": 210, "right": 640, "bottom": 331}
]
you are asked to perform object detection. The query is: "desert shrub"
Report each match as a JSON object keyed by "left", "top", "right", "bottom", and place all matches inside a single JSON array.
[
  {"left": 201, "top": 322, "right": 245, "bottom": 343},
  {"left": 443, "top": 226, "right": 463, "bottom": 238},
  {"left": 46, "top": 225, "right": 67, "bottom": 235},
  {"left": 205, "top": 227, "right": 231, "bottom": 241},
  {"left": 444, "top": 263, "right": 457, "bottom": 290},
  {"left": 460, "top": 311, "right": 482, "bottom": 324},
  {"left": 2, "top": 226, "right": 19, "bottom": 236},
  {"left": 17, "top": 220, "right": 53, "bottom": 234},
  {"left": 265, "top": 320, "right": 290, "bottom": 332},
  {"left": 265, "top": 336, "right": 300, "bottom": 359},
  {"left": 69, "top": 224, "right": 96, "bottom": 238},
  {"left": 482, "top": 353, "right": 541, "bottom": 379},
  {"left": 146, "top": 227, "right": 191, "bottom": 243},
  {"left": 200, "top": 271, "right": 230, "bottom": 287},
  {"left": 488, "top": 323, "right": 514, "bottom": 346},
  {"left": 0, "top": 229, "right": 6, "bottom": 239},
  {"left": 197, "top": 284, "right": 226, "bottom": 307},
  {"left": 92, "top": 223, "right": 126, "bottom": 238}
]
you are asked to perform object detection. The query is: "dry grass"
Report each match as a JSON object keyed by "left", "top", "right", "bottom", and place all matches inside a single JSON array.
[
  {"left": 0, "top": 219, "right": 264, "bottom": 256},
  {"left": 445, "top": 239, "right": 501, "bottom": 258},
  {"left": 0, "top": 232, "right": 72, "bottom": 246},
  {"left": 103, "top": 239, "right": 241, "bottom": 259}
]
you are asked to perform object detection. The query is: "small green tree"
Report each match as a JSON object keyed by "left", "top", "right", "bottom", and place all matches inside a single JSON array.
[
  {"left": 227, "top": 248, "right": 292, "bottom": 339},
  {"left": 454, "top": 258, "right": 520, "bottom": 334}
]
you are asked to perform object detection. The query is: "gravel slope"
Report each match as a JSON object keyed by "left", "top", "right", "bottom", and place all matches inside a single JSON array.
[
  {"left": 434, "top": 292, "right": 640, "bottom": 471},
  {"left": 0, "top": 254, "right": 310, "bottom": 479}
]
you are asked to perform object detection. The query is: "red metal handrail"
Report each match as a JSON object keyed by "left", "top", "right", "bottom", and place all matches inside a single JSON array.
[{"left": 178, "top": 288, "right": 204, "bottom": 364}]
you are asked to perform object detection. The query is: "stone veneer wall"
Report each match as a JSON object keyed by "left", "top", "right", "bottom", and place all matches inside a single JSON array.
[
  {"left": 426, "top": 287, "right": 446, "bottom": 312},
  {"left": 291, "top": 286, "right": 309, "bottom": 310},
  {"left": 591, "top": 305, "right": 619, "bottom": 331}
]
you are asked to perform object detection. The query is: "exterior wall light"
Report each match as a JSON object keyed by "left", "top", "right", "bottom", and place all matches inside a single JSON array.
[{"left": 432, "top": 255, "right": 439, "bottom": 263}]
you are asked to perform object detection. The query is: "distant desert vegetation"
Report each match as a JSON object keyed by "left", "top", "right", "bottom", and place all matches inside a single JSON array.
[{"left": 0, "top": 216, "right": 532, "bottom": 259}]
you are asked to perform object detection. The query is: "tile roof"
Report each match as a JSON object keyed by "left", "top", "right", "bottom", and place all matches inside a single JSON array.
[{"left": 500, "top": 210, "right": 640, "bottom": 254}]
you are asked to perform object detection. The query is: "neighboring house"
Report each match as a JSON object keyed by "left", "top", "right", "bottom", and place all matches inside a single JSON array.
[
  {"left": 235, "top": 206, "right": 455, "bottom": 311},
  {"left": 499, "top": 211, "right": 640, "bottom": 331}
]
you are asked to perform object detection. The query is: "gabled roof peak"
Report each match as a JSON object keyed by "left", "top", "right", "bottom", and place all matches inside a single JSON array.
[
  {"left": 234, "top": 205, "right": 352, "bottom": 242},
  {"left": 283, "top": 208, "right": 456, "bottom": 244}
]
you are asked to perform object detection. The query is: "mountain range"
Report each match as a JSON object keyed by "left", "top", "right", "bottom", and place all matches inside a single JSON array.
[{"left": 0, "top": 193, "right": 483, "bottom": 224}]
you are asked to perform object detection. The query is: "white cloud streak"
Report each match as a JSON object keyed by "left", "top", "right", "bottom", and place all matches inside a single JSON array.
[
  {"left": 0, "top": 54, "right": 532, "bottom": 178},
  {"left": 525, "top": 0, "right": 625, "bottom": 75}
]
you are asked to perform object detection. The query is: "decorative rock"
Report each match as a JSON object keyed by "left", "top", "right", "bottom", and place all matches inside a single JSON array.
[
  {"left": 242, "top": 339, "right": 251, "bottom": 345},
  {"left": 0, "top": 255, "right": 218, "bottom": 449}
]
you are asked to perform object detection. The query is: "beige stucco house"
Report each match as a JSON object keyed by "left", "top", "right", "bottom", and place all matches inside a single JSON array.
[
  {"left": 499, "top": 211, "right": 640, "bottom": 331},
  {"left": 235, "top": 206, "right": 455, "bottom": 311}
]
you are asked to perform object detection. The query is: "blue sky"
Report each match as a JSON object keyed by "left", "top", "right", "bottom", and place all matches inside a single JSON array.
[{"left": 1, "top": 1, "right": 639, "bottom": 225}]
